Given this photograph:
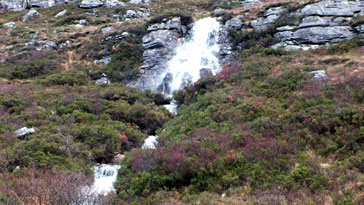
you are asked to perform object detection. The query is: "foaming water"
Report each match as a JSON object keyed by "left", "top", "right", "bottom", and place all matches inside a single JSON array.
[
  {"left": 162, "top": 17, "right": 221, "bottom": 94},
  {"left": 92, "top": 164, "right": 121, "bottom": 195}
]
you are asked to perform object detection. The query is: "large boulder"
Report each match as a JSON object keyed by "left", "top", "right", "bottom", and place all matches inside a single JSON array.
[
  {"left": 79, "top": 0, "right": 103, "bottom": 8},
  {"left": 104, "top": 0, "right": 126, "bottom": 8},
  {"left": 15, "top": 127, "right": 35, "bottom": 139},
  {"left": 1, "top": 0, "right": 26, "bottom": 11},
  {"left": 29, "top": 0, "right": 55, "bottom": 8},
  {"left": 292, "top": 26, "right": 354, "bottom": 44},
  {"left": 22, "top": 9, "right": 39, "bottom": 22},
  {"left": 147, "top": 17, "right": 182, "bottom": 32},
  {"left": 4, "top": 22, "right": 16, "bottom": 28}
]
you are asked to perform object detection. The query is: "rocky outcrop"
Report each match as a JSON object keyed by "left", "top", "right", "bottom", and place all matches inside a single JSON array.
[
  {"left": 131, "top": 17, "right": 185, "bottom": 91},
  {"left": 22, "top": 9, "right": 39, "bottom": 22},
  {"left": 124, "top": 9, "right": 150, "bottom": 19},
  {"left": 244, "top": 0, "right": 364, "bottom": 50},
  {"left": 0, "top": 0, "right": 69, "bottom": 11}
]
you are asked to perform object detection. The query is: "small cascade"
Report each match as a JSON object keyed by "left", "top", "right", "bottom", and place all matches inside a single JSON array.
[
  {"left": 161, "top": 17, "right": 221, "bottom": 94},
  {"left": 142, "top": 135, "right": 158, "bottom": 149},
  {"left": 92, "top": 164, "right": 121, "bottom": 195}
]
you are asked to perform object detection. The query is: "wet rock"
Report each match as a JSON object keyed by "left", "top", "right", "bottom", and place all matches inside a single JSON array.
[
  {"left": 292, "top": 26, "right": 354, "bottom": 44},
  {"left": 79, "top": 0, "right": 103, "bottom": 8},
  {"left": 200, "top": 68, "right": 213, "bottom": 78},
  {"left": 4, "top": 22, "right": 16, "bottom": 28},
  {"left": 55, "top": 9, "right": 67, "bottom": 18},
  {"left": 22, "top": 9, "right": 39, "bottom": 22},
  {"left": 142, "top": 30, "right": 179, "bottom": 49},
  {"left": 94, "top": 56, "right": 111, "bottom": 65},
  {"left": 298, "top": 16, "right": 331, "bottom": 28},
  {"left": 158, "top": 72, "right": 173, "bottom": 93},
  {"left": 309, "top": 70, "right": 327, "bottom": 81},
  {"left": 15, "top": 127, "right": 35, "bottom": 139},
  {"left": 104, "top": 0, "right": 126, "bottom": 8}
]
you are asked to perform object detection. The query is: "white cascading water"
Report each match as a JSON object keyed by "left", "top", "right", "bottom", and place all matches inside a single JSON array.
[
  {"left": 91, "top": 164, "right": 121, "bottom": 195},
  {"left": 164, "top": 17, "right": 221, "bottom": 93},
  {"left": 90, "top": 17, "right": 222, "bottom": 195}
]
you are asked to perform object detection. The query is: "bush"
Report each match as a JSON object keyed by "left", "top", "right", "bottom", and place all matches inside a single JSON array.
[{"left": 43, "top": 73, "right": 89, "bottom": 86}]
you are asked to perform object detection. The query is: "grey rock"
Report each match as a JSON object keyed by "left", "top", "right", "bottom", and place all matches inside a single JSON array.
[
  {"left": 264, "top": 7, "right": 286, "bottom": 17},
  {"left": 355, "top": 25, "right": 364, "bottom": 33},
  {"left": 274, "top": 31, "right": 293, "bottom": 41},
  {"left": 1, "top": 0, "right": 27, "bottom": 11},
  {"left": 42, "top": 41, "right": 57, "bottom": 50},
  {"left": 22, "top": 9, "right": 39, "bottom": 22},
  {"left": 242, "top": 0, "right": 262, "bottom": 6},
  {"left": 200, "top": 68, "right": 213, "bottom": 78},
  {"left": 272, "top": 41, "right": 320, "bottom": 51},
  {"left": 226, "top": 17, "right": 243, "bottom": 30},
  {"left": 124, "top": 9, "right": 150, "bottom": 19},
  {"left": 129, "top": 0, "right": 151, "bottom": 5},
  {"left": 298, "top": 16, "right": 331, "bottom": 28},
  {"left": 105, "top": 0, "right": 126, "bottom": 8},
  {"left": 4, "top": 22, "right": 16, "bottom": 28},
  {"left": 250, "top": 14, "right": 279, "bottom": 30},
  {"left": 309, "top": 70, "right": 327, "bottom": 81},
  {"left": 332, "top": 17, "right": 352, "bottom": 25},
  {"left": 94, "top": 56, "right": 111, "bottom": 65},
  {"left": 55, "top": 9, "right": 67, "bottom": 18},
  {"left": 79, "top": 0, "right": 103, "bottom": 8},
  {"left": 96, "top": 74, "right": 111, "bottom": 85},
  {"left": 213, "top": 8, "right": 226, "bottom": 16},
  {"left": 101, "top": 26, "right": 115, "bottom": 35},
  {"left": 29, "top": 0, "right": 55, "bottom": 8},
  {"left": 147, "top": 17, "right": 182, "bottom": 32},
  {"left": 15, "top": 127, "right": 35, "bottom": 139},
  {"left": 79, "top": 19, "right": 88, "bottom": 25},
  {"left": 276, "top": 25, "right": 296, "bottom": 31},
  {"left": 292, "top": 26, "right": 354, "bottom": 44},
  {"left": 301, "top": 0, "right": 362, "bottom": 17},
  {"left": 142, "top": 29, "right": 179, "bottom": 49}
]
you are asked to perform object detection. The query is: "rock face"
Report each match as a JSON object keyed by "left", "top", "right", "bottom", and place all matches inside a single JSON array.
[
  {"left": 124, "top": 9, "right": 150, "bottom": 19},
  {"left": 22, "top": 9, "right": 39, "bottom": 22},
  {"left": 247, "top": 0, "right": 364, "bottom": 50},
  {"left": 131, "top": 17, "right": 184, "bottom": 91},
  {"left": 15, "top": 127, "right": 35, "bottom": 139},
  {"left": 1, "top": 0, "right": 67, "bottom": 11}
]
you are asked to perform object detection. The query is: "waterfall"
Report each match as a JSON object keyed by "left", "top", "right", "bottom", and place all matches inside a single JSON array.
[
  {"left": 161, "top": 17, "right": 221, "bottom": 94},
  {"left": 91, "top": 164, "right": 121, "bottom": 195}
]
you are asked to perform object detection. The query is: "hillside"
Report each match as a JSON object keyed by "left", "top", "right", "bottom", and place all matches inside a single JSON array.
[{"left": 0, "top": 0, "right": 364, "bottom": 204}]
